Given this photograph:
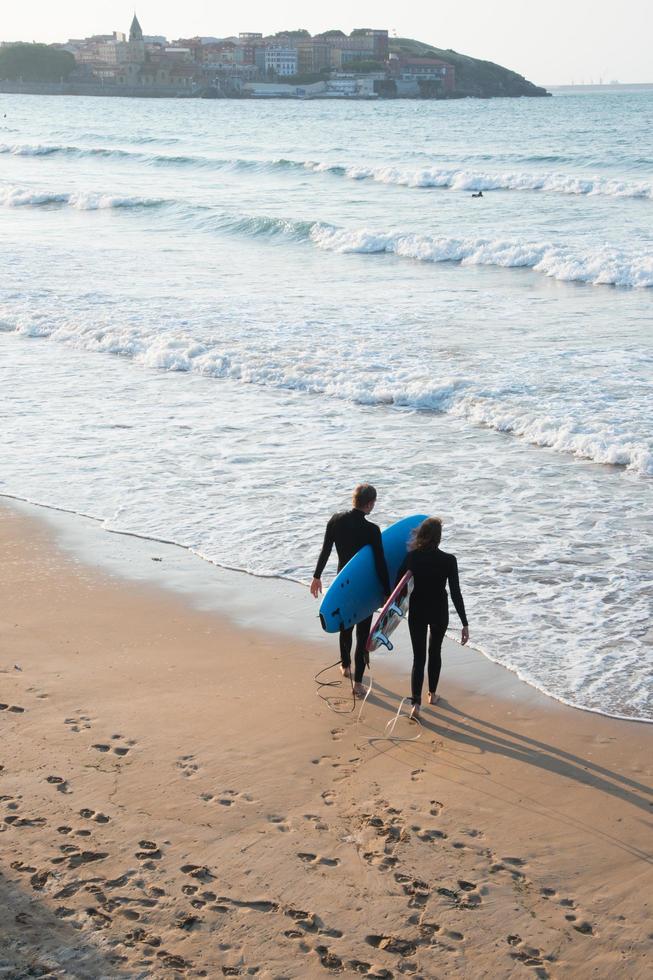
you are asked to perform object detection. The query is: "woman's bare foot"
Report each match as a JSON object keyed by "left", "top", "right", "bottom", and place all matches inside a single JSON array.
[
  {"left": 353, "top": 683, "right": 367, "bottom": 698},
  {"left": 410, "top": 702, "right": 421, "bottom": 720},
  {"left": 340, "top": 665, "right": 351, "bottom": 679},
  {"left": 428, "top": 692, "right": 440, "bottom": 706}
]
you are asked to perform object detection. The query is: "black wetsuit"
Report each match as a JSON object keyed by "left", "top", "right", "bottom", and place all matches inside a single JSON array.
[
  {"left": 314, "top": 509, "right": 391, "bottom": 682},
  {"left": 397, "top": 548, "right": 468, "bottom": 704}
]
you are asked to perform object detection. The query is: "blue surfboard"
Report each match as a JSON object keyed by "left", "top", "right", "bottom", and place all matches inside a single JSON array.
[{"left": 318, "top": 514, "right": 428, "bottom": 633}]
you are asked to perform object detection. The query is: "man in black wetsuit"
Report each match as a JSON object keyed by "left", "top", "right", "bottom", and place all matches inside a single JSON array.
[{"left": 311, "top": 484, "right": 390, "bottom": 695}]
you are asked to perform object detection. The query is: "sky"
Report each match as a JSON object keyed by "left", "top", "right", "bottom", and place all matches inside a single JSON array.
[{"left": 2, "top": 1, "right": 652, "bottom": 86}]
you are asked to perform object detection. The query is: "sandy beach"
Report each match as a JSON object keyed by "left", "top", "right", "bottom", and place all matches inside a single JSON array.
[{"left": 0, "top": 498, "right": 651, "bottom": 979}]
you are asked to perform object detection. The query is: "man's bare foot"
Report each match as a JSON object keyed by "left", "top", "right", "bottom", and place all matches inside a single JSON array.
[
  {"left": 340, "top": 665, "right": 351, "bottom": 679},
  {"left": 353, "top": 683, "right": 367, "bottom": 698},
  {"left": 410, "top": 702, "right": 421, "bottom": 720},
  {"left": 428, "top": 692, "right": 440, "bottom": 705}
]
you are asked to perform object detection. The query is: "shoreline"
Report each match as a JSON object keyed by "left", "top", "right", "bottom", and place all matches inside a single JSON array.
[
  {"left": 2, "top": 493, "right": 650, "bottom": 725},
  {"left": 1, "top": 497, "right": 651, "bottom": 977},
  {"left": 0, "top": 84, "right": 548, "bottom": 102}
]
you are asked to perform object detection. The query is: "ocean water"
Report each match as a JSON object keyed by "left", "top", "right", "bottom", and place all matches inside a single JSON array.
[{"left": 1, "top": 90, "right": 651, "bottom": 721}]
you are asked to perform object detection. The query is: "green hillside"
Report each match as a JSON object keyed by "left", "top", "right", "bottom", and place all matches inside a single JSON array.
[{"left": 390, "top": 37, "right": 550, "bottom": 97}]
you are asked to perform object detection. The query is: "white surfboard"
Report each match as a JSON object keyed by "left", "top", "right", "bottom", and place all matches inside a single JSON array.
[{"left": 366, "top": 571, "right": 413, "bottom": 653}]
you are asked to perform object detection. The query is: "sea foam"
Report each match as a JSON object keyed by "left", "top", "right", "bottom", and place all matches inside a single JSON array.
[
  {"left": 307, "top": 161, "right": 653, "bottom": 199},
  {"left": 308, "top": 225, "right": 653, "bottom": 288},
  {"left": 2, "top": 306, "right": 650, "bottom": 477}
]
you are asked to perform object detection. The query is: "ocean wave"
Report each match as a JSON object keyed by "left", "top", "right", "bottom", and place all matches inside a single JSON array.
[
  {"left": 212, "top": 213, "right": 318, "bottom": 239},
  {"left": 0, "top": 141, "right": 302, "bottom": 174},
  {"left": 307, "top": 225, "right": 653, "bottom": 288},
  {"left": 2, "top": 308, "right": 650, "bottom": 476},
  {"left": 450, "top": 396, "right": 653, "bottom": 475},
  {"left": 306, "top": 161, "right": 653, "bottom": 199},
  {"left": 2, "top": 179, "right": 650, "bottom": 288},
  {"left": 4, "top": 140, "right": 651, "bottom": 200},
  {"left": 0, "top": 185, "right": 167, "bottom": 210}
]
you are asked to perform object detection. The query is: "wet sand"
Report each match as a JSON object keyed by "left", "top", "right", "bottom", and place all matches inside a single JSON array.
[{"left": 0, "top": 500, "right": 651, "bottom": 979}]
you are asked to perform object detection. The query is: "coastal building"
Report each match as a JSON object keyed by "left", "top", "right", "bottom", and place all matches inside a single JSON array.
[
  {"left": 245, "top": 79, "right": 326, "bottom": 98},
  {"left": 263, "top": 44, "right": 298, "bottom": 77},
  {"left": 316, "top": 29, "right": 389, "bottom": 70},
  {"left": 297, "top": 39, "right": 330, "bottom": 74},
  {"left": 390, "top": 55, "right": 455, "bottom": 94},
  {"left": 326, "top": 75, "right": 378, "bottom": 97}
]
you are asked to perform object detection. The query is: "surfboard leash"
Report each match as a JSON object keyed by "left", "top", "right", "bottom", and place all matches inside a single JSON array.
[
  {"left": 356, "top": 685, "right": 422, "bottom": 743},
  {"left": 314, "top": 660, "right": 357, "bottom": 714},
  {"left": 381, "top": 696, "right": 422, "bottom": 742}
]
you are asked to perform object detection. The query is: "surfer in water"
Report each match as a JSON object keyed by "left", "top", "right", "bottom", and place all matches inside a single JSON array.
[
  {"left": 311, "top": 484, "right": 390, "bottom": 696},
  {"left": 396, "top": 517, "right": 468, "bottom": 718}
]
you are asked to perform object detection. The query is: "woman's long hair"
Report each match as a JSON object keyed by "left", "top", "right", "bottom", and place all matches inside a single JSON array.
[{"left": 409, "top": 517, "right": 443, "bottom": 552}]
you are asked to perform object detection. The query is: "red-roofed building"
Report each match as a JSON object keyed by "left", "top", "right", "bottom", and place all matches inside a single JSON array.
[{"left": 390, "top": 56, "right": 455, "bottom": 93}]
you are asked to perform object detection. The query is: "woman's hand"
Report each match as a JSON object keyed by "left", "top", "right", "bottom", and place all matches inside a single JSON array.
[
  {"left": 461, "top": 626, "right": 469, "bottom": 646},
  {"left": 310, "top": 577, "right": 322, "bottom": 599}
]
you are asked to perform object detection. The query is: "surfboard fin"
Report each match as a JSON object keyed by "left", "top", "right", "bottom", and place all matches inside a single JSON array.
[
  {"left": 373, "top": 631, "right": 393, "bottom": 651},
  {"left": 387, "top": 602, "right": 405, "bottom": 619}
]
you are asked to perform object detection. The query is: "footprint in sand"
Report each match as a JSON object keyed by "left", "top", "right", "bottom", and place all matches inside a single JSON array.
[
  {"left": 303, "top": 814, "right": 328, "bottom": 831},
  {"left": 397, "top": 875, "right": 431, "bottom": 908},
  {"left": 217, "top": 896, "right": 279, "bottom": 913},
  {"left": 366, "top": 934, "right": 419, "bottom": 956},
  {"left": 488, "top": 855, "right": 530, "bottom": 883},
  {"left": 347, "top": 960, "right": 372, "bottom": 975},
  {"left": 180, "top": 863, "right": 216, "bottom": 882},
  {"left": 7, "top": 815, "right": 47, "bottom": 828},
  {"left": 0, "top": 704, "right": 25, "bottom": 713},
  {"left": 457, "top": 880, "right": 483, "bottom": 908},
  {"left": 79, "top": 807, "right": 110, "bottom": 823},
  {"left": 176, "top": 755, "right": 200, "bottom": 778},
  {"left": 572, "top": 921, "right": 595, "bottom": 935},
  {"left": 92, "top": 737, "right": 135, "bottom": 758},
  {"left": 285, "top": 908, "right": 319, "bottom": 933},
  {"left": 67, "top": 850, "right": 109, "bottom": 869},
  {"left": 507, "top": 937, "right": 555, "bottom": 975},
  {"left": 45, "top": 776, "right": 72, "bottom": 795},
  {"left": 362, "top": 851, "right": 399, "bottom": 872},
  {"left": 330, "top": 728, "right": 344, "bottom": 741},
  {"left": 26, "top": 687, "right": 49, "bottom": 700},
  {"left": 136, "top": 840, "right": 162, "bottom": 861},
  {"left": 321, "top": 790, "right": 336, "bottom": 807},
  {"left": 412, "top": 825, "right": 447, "bottom": 842},
  {"left": 297, "top": 852, "right": 340, "bottom": 867},
  {"left": 463, "top": 827, "right": 484, "bottom": 838},
  {"left": 64, "top": 713, "right": 92, "bottom": 733},
  {"left": 200, "top": 788, "right": 256, "bottom": 808},
  {"left": 314, "top": 945, "right": 343, "bottom": 971},
  {"left": 267, "top": 814, "right": 292, "bottom": 832}
]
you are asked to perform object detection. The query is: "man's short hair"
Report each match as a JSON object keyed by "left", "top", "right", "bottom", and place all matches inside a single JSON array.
[{"left": 353, "top": 483, "right": 377, "bottom": 508}]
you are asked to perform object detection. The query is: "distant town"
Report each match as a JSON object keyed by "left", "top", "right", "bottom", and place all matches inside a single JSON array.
[
  {"left": 0, "top": 16, "right": 551, "bottom": 101},
  {"left": 0, "top": 15, "right": 455, "bottom": 100}
]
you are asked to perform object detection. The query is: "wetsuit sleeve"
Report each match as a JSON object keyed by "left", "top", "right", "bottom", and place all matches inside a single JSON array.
[
  {"left": 448, "top": 556, "right": 468, "bottom": 627},
  {"left": 371, "top": 526, "right": 391, "bottom": 597},
  {"left": 313, "top": 518, "right": 335, "bottom": 579}
]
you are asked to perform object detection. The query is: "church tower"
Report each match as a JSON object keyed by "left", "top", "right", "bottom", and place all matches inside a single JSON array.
[{"left": 129, "top": 13, "right": 143, "bottom": 42}]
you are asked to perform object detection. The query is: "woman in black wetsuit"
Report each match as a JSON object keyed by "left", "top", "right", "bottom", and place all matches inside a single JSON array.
[{"left": 397, "top": 517, "right": 469, "bottom": 718}]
